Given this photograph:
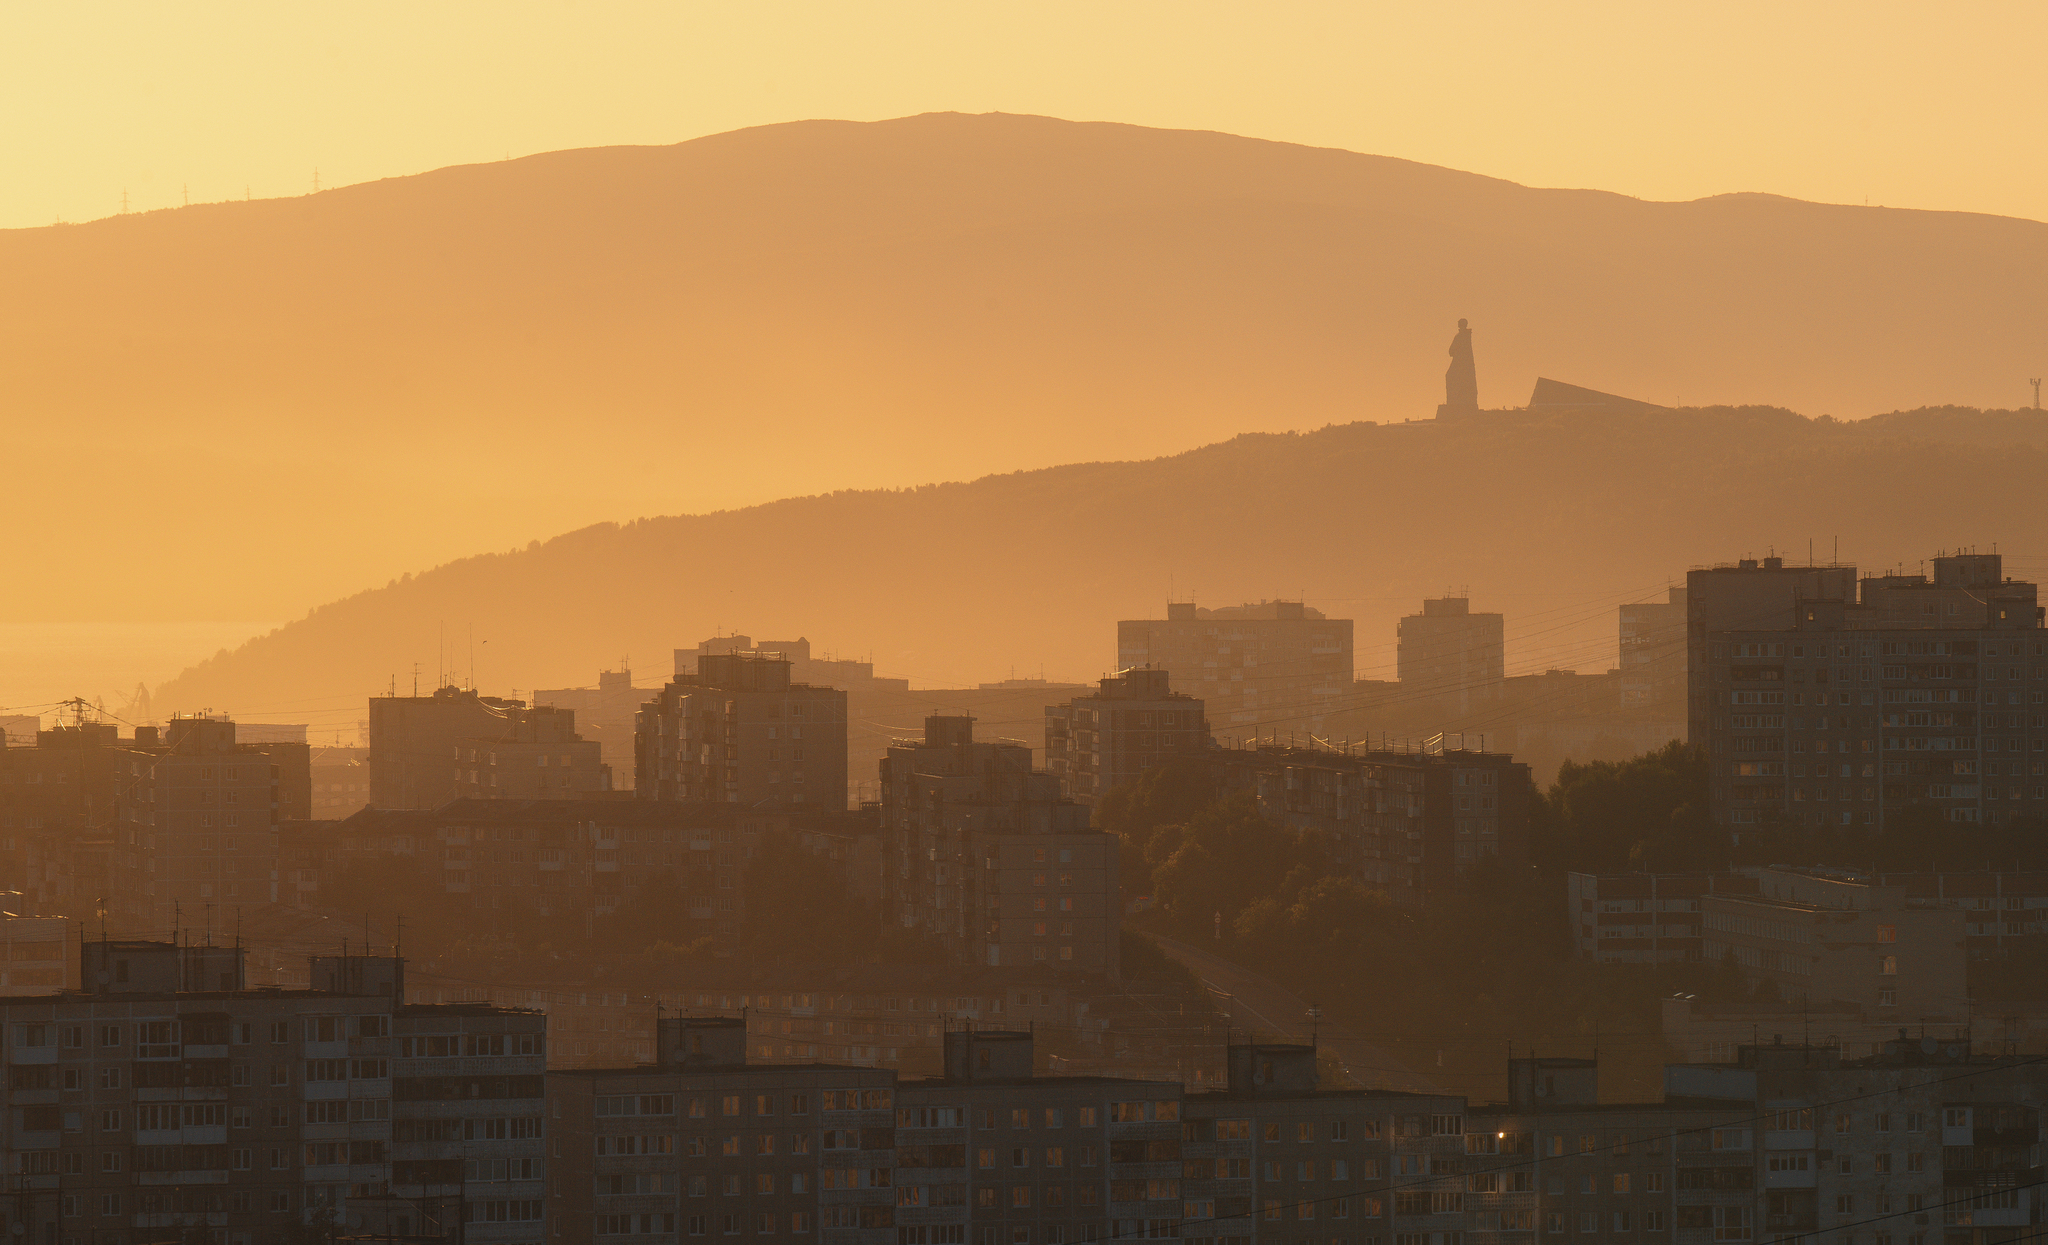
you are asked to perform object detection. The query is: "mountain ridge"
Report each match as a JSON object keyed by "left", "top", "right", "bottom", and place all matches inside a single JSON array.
[
  {"left": 151, "top": 402, "right": 2048, "bottom": 725},
  {"left": 7, "top": 109, "right": 2048, "bottom": 696}
]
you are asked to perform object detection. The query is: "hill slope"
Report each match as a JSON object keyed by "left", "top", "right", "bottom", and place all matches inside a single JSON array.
[
  {"left": 152, "top": 404, "right": 2048, "bottom": 731},
  {"left": 5, "top": 112, "right": 2047, "bottom": 623}
]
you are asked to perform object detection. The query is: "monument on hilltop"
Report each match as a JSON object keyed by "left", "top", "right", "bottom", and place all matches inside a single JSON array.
[
  {"left": 1430, "top": 318, "right": 1668, "bottom": 419},
  {"left": 1442, "top": 317, "right": 1479, "bottom": 413}
]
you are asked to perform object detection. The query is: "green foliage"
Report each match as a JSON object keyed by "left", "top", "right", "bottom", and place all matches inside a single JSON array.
[
  {"left": 1532, "top": 741, "right": 1716, "bottom": 872},
  {"left": 1096, "top": 758, "right": 1219, "bottom": 897},
  {"left": 1147, "top": 792, "right": 1330, "bottom": 932}
]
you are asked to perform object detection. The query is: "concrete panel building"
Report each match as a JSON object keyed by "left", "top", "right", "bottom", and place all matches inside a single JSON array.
[
  {"left": 1696, "top": 867, "right": 1967, "bottom": 1017},
  {"left": 635, "top": 654, "right": 849, "bottom": 809},
  {"left": 1694, "top": 552, "right": 2045, "bottom": 835},
  {"left": 1398, "top": 597, "right": 1504, "bottom": 716},
  {"left": 1619, "top": 587, "right": 1687, "bottom": 711},
  {"left": 369, "top": 687, "right": 606, "bottom": 809},
  {"left": 881, "top": 717, "right": 1117, "bottom": 978},
  {"left": 0, "top": 944, "right": 546, "bottom": 1245},
  {"left": 1116, "top": 602, "right": 1351, "bottom": 742},
  {"left": 1042, "top": 668, "right": 1210, "bottom": 806}
]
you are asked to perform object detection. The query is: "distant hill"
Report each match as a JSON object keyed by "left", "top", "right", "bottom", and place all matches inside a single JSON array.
[
  {"left": 4, "top": 112, "right": 2048, "bottom": 625},
  {"left": 152, "top": 404, "right": 2048, "bottom": 729}
]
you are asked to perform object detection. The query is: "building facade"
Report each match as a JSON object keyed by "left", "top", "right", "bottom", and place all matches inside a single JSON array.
[
  {"left": 1398, "top": 597, "right": 1505, "bottom": 716},
  {"left": 330, "top": 799, "right": 878, "bottom": 941},
  {"left": 369, "top": 687, "right": 607, "bottom": 810},
  {"left": 1209, "top": 743, "right": 1533, "bottom": 904},
  {"left": 1042, "top": 668, "right": 1210, "bottom": 806},
  {"left": 543, "top": 1026, "right": 2048, "bottom": 1245},
  {"left": 881, "top": 718, "right": 1117, "bottom": 978},
  {"left": 635, "top": 654, "right": 849, "bottom": 809},
  {"left": 1620, "top": 588, "right": 1687, "bottom": 711},
  {"left": 112, "top": 717, "right": 284, "bottom": 931},
  {"left": 1116, "top": 602, "right": 1352, "bottom": 742},
  {"left": 1695, "top": 553, "right": 2045, "bottom": 835},
  {"left": 1695, "top": 868, "right": 1966, "bottom": 1017},
  {"left": 0, "top": 945, "right": 546, "bottom": 1245},
  {"left": 552, "top": 1025, "right": 1188, "bottom": 1245}
]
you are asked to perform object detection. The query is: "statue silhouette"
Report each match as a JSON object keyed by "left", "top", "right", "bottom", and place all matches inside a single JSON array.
[{"left": 1445, "top": 318, "right": 1478, "bottom": 409}]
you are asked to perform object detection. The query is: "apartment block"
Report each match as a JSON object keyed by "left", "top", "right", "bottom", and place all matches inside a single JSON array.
[
  {"left": 543, "top": 1027, "right": 2047, "bottom": 1245},
  {"left": 0, "top": 918, "right": 71, "bottom": 994},
  {"left": 330, "top": 800, "right": 878, "bottom": 941},
  {"left": 0, "top": 944, "right": 546, "bottom": 1245},
  {"left": 1208, "top": 742, "right": 1532, "bottom": 903},
  {"left": 1042, "top": 668, "right": 1210, "bottom": 806},
  {"left": 1399, "top": 597, "right": 1505, "bottom": 715},
  {"left": 1698, "top": 868, "right": 1966, "bottom": 1017},
  {"left": 1181, "top": 1042, "right": 1470, "bottom": 1245},
  {"left": 369, "top": 686, "right": 607, "bottom": 809},
  {"left": 1566, "top": 874, "right": 1762, "bottom": 965},
  {"left": 1693, "top": 553, "right": 2046, "bottom": 834},
  {"left": 110, "top": 717, "right": 284, "bottom": 930},
  {"left": 636, "top": 654, "right": 849, "bottom": 808},
  {"left": 550, "top": 1025, "right": 1181, "bottom": 1245},
  {"left": 880, "top": 718, "right": 1117, "bottom": 978},
  {"left": 1663, "top": 1040, "right": 2044, "bottom": 1245},
  {"left": 2, "top": 716, "right": 312, "bottom": 921},
  {"left": 1574, "top": 863, "right": 2048, "bottom": 988},
  {"left": 1116, "top": 602, "right": 1352, "bottom": 741},
  {"left": 1620, "top": 589, "right": 1687, "bottom": 710}
]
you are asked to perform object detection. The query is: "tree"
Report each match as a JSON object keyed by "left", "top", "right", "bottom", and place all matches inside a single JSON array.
[
  {"left": 1533, "top": 741, "right": 1713, "bottom": 872},
  {"left": 1096, "top": 758, "right": 1219, "bottom": 897},
  {"left": 738, "top": 837, "right": 885, "bottom": 964},
  {"left": 1148, "top": 792, "right": 1330, "bottom": 937}
]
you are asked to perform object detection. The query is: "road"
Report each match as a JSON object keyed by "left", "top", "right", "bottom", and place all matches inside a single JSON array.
[{"left": 1151, "top": 932, "right": 1440, "bottom": 1094}]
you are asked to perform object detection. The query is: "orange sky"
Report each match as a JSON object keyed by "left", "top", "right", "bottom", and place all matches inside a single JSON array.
[{"left": 5, "top": 1, "right": 2046, "bottom": 230}]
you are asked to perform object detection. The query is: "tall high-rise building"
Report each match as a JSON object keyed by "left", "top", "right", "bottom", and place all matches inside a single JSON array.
[
  {"left": 635, "top": 653, "right": 848, "bottom": 807},
  {"left": 1043, "top": 667, "right": 1210, "bottom": 805},
  {"left": 1115, "top": 600, "right": 1351, "bottom": 741},
  {"left": 1682, "top": 556, "right": 1859, "bottom": 727},
  {"left": 1697, "top": 551, "right": 2045, "bottom": 835},
  {"left": 112, "top": 716, "right": 283, "bottom": 929},
  {"left": 881, "top": 716, "right": 1117, "bottom": 976},
  {"left": 368, "top": 686, "right": 606, "bottom": 809},
  {"left": 1397, "top": 596, "right": 1504, "bottom": 714}
]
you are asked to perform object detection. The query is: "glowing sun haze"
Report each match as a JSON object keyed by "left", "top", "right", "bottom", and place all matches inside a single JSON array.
[{"left": 5, "top": 0, "right": 2046, "bottom": 230}]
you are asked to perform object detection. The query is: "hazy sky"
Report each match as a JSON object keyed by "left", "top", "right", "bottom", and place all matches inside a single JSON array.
[{"left": 5, "top": 1, "right": 2046, "bottom": 231}]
